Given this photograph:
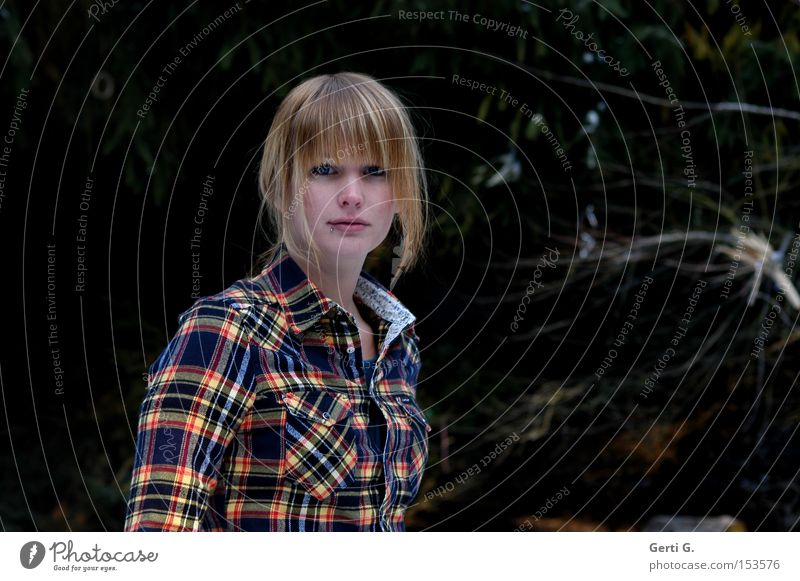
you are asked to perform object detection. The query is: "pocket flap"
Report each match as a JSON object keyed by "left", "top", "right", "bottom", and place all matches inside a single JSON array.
[{"left": 280, "top": 390, "right": 352, "bottom": 426}]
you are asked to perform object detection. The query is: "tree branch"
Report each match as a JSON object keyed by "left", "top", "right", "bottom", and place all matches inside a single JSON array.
[{"left": 523, "top": 65, "right": 800, "bottom": 122}]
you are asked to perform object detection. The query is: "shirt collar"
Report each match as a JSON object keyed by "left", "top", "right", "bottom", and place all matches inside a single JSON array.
[{"left": 256, "top": 241, "right": 417, "bottom": 338}]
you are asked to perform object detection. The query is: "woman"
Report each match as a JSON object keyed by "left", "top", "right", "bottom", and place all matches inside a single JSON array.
[{"left": 124, "top": 72, "right": 430, "bottom": 532}]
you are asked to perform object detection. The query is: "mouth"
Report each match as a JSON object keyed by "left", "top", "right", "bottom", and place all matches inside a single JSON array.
[
  {"left": 327, "top": 218, "right": 369, "bottom": 234},
  {"left": 328, "top": 219, "right": 369, "bottom": 226}
]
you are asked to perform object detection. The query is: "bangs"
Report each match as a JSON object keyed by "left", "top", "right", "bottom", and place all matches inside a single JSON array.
[{"left": 290, "top": 79, "right": 409, "bottom": 173}]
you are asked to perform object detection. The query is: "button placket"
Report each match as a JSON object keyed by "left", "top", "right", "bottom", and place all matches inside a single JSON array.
[
  {"left": 397, "top": 395, "right": 432, "bottom": 433},
  {"left": 320, "top": 311, "right": 362, "bottom": 362},
  {"left": 319, "top": 326, "right": 336, "bottom": 356}
]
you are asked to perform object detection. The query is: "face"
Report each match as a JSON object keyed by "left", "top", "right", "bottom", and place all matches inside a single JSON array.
[{"left": 287, "top": 151, "right": 396, "bottom": 267}]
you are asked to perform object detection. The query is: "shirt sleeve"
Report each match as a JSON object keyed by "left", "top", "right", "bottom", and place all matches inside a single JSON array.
[{"left": 124, "top": 301, "right": 256, "bottom": 531}]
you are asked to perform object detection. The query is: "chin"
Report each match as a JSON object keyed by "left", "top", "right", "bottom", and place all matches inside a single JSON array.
[
  {"left": 325, "top": 236, "right": 384, "bottom": 259},
  {"left": 321, "top": 238, "right": 370, "bottom": 255}
]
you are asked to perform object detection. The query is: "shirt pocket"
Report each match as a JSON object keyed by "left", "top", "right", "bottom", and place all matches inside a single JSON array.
[
  {"left": 389, "top": 394, "right": 431, "bottom": 498},
  {"left": 279, "top": 388, "right": 357, "bottom": 501}
]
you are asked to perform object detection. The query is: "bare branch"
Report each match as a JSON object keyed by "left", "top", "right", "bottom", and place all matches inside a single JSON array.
[{"left": 524, "top": 65, "right": 800, "bottom": 122}]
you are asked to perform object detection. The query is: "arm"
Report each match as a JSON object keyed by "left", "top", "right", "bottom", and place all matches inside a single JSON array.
[{"left": 124, "top": 301, "right": 256, "bottom": 531}]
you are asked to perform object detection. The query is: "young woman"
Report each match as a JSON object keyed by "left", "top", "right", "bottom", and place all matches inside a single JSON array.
[{"left": 124, "top": 72, "right": 430, "bottom": 532}]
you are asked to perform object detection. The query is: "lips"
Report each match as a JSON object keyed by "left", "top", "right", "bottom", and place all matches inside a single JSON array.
[
  {"left": 327, "top": 218, "right": 369, "bottom": 234},
  {"left": 328, "top": 219, "right": 369, "bottom": 226}
]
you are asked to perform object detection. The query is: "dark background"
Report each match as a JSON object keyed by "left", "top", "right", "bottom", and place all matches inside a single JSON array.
[{"left": 1, "top": 0, "right": 798, "bottom": 531}]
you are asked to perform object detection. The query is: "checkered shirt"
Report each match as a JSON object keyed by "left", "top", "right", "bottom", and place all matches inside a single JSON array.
[{"left": 124, "top": 242, "right": 429, "bottom": 531}]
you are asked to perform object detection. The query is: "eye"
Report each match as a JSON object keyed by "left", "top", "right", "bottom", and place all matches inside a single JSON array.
[
  {"left": 365, "top": 166, "right": 386, "bottom": 177},
  {"left": 310, "top": 163, "right": 334, "bottom": 176}
]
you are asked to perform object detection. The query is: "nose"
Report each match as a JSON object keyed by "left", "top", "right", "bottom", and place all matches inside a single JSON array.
[{"left": 337, "top": 174, "right": 364, "bottom": 208}]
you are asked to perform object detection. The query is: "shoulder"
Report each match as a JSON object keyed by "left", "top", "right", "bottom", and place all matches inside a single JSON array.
[{"left": 176, "top": 274, "right": 286, "bottom": 349}]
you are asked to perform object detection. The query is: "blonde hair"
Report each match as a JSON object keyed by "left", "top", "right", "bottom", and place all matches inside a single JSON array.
[{"left": 256, "top": 72, "right": 428, "bottom": 285}]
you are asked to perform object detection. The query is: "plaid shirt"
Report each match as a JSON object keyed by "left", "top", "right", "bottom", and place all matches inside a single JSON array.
[{"left": 124, "top": 242, "right": 429, "bottom": 532}]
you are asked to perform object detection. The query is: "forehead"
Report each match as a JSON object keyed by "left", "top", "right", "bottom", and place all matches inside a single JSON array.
[
  {"left": 291, "top": 99, "right": 400, "bottom": 168},
  {"left": 327, "top": 144, "right": 380, "bottom": 166},
  {"left": 297, "top": 132, "right": 389, "bottom": 167}
]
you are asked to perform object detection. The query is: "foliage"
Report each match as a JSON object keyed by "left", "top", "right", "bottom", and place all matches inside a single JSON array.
[{"left": 1, "top": 0, "right": 798, "bottom": 531}]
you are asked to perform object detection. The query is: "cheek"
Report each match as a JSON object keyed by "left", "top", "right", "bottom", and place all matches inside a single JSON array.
[
  {"left": 302, "top": 187, "right": 328, "bottom": 225},
  {"left": 287, "top": 208, "right": 305, "bottom": 240},
  {"left": 375, "top": 184, "right": 395, "bottom": 213},
  {"left": 387, "top": 190, "right": 398, "bottom": 219}
]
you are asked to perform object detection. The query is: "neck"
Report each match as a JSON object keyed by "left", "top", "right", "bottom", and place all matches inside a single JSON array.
[{"left": 289, "top": 246, "right": 364, "bottom": 316}]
